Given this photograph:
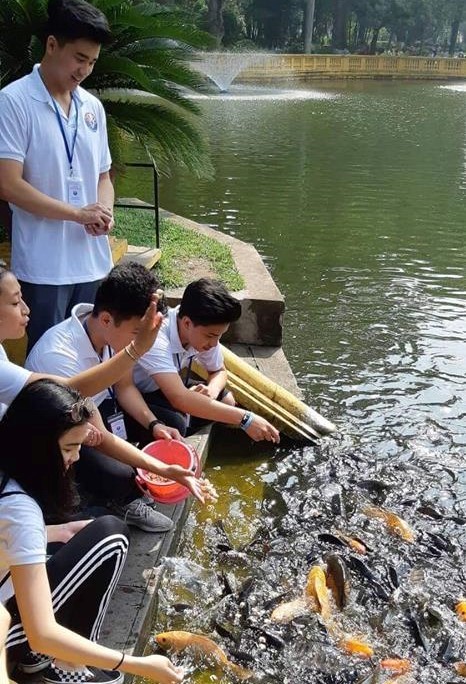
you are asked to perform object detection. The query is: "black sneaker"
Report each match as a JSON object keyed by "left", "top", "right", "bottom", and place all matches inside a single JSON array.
[
  {"left": 42, "top": 665, "right": 124, "bottom": 684},
  {"left": 18, "top": 650, "right": 52, "bottom": 673}
]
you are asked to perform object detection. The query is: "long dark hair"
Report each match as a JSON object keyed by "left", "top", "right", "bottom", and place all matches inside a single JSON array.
[{"left": 0, "top": 380, "right": 91, "bottom": 521}]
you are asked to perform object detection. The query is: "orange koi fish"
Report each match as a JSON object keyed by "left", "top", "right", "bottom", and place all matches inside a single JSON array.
[
  {"left": 305, "top": 566, "right": 331, "bottom": 620},
  {"left": 454, "top": 662, "right": 466, "bottom": 677},
  {"left": 380, "top": 658, "right": 411, "bottom": 674},
  {"left": 455, "top": 600, "right": 466, "bottom": 621},
  {"left": 334, "top": 530, "right": 367, "bottom": 554},
  {"left": 337, "top": 636, "right": 374, "bottom": 658},
  {"left": 155, "top": 631, "right": 253, "bottom": 680},
  {"left": 363, "top": 506, "right": 415, "bottom": 542}
]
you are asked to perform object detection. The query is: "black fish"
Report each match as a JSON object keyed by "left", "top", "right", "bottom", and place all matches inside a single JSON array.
[
  {"left": 405, "top": 610, "right": 430, "bottom": 653},
  {"left": 348, "top": 556, "right": 390, "bottom": 601},
  {"left": 325, "top": 553, "right": 351, "bottom": 610}
]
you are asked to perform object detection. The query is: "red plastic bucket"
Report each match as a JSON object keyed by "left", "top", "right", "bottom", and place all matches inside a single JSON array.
[{"left": 136, "top": 440, "right": 200, "bottom": 504}]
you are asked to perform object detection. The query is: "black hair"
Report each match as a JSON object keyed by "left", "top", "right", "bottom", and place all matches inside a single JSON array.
[
  {"left": 45, "top": 0, "right": 112, "bottom": 46},
  {"left": 92, "top": 262, "right": 164, "bottom": 324},
  {"left": 0, "top": 380, "right": 89, "bottom": 521},
  {"left": 178, "top": 278, "right": 241, "bottom": 326}
]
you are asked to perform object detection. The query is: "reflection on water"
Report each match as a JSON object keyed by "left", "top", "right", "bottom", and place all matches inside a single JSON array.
[
  {"left": 133, "top": 80, "right": 466, "bottom": 681},
  {"left": 189, "top": 84, "right": 338, "bottom": 102}
]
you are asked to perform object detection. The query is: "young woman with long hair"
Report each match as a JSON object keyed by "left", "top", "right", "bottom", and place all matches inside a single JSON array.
[{"left": 0, "top": 379, "right": 184, "bottom": 684}]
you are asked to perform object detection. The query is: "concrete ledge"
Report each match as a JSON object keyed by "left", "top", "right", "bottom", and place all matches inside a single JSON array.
[
  {"left": 160, "top": 210, "right": 284, "bottom": 347},
  {"left": 100, "top": 426, "right": 211, "bottom": 655}
]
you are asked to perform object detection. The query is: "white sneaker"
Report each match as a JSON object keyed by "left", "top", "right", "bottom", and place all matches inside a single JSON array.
[{"left": 111, "top": 497, "right": 174, "bottom": 533}]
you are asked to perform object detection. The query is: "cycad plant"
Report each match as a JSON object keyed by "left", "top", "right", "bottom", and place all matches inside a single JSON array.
[{"left": 0, "top": 0, "right": 213, "bottom": 176}]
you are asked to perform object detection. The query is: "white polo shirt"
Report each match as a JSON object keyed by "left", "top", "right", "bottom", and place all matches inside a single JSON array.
[
  {"left": 25, "top": 303, "right": 112, "bottom": 406},
  {"left": 0, "top": 345, "right": 32, "bottom": 420},
  {"left": 134, "top": 306, "right": 224, "bottom": 393},
  {"left": 0, "top": 65, "right": 112, "bottom": 285},
  {"left": 0, "top": 477, "right": 47, "bottom": 604}
]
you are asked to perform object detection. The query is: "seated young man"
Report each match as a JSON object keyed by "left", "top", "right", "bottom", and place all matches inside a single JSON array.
[
  {"left": 25, "top": 262, "right": 187, "bottom": 532},
  {"left": 134, "top": 278, "right": 280, "bottom": 443}
]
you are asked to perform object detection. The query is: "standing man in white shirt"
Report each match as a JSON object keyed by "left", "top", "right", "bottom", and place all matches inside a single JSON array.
[{"left": 0, "top": 0, "right": 115, "bottom": 350}]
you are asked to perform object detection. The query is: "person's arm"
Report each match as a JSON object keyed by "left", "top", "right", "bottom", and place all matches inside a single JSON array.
[
  {"left": 204, "top": 368, "right": 229, "bottom": 399},
  {"left": 11, "top": 564, "right": 183, "bottom": 684},
  {"left": 97, "top": 172, "right": 114, "bottom": 215},
  {"left": 0, "top": 159, "right": 112, "bottom": 228},
  {"left": 114, "top": 373, "right": 182, "bottom": 442},
  {"left": 26, "top": 299, "right": 163, "bottom": 398},
  {"left": 0, "top": 605, "right": 10, "bottom": 684},
  {"left": 89, "top": 410, "right": 209, "bottom": 502},
  {"left": 155, "top": 372, "right": 280, "bottom": 443}
]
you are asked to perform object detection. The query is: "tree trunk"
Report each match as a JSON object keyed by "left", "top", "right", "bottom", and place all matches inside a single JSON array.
[
  {"left": 303, "top": 0, "right": 316, "bottom": 53},
  {"left": 369, "top": 26, "right": 380, "bottom": 54},
  {"left": 207, "top": 0, "right": 225, "bottom": 48},
  {"left": 449, "top": 17, "right": 461, "bottom": 56},
  {"left": 332, "top": 0, "right": 349, "bottom": 49}
]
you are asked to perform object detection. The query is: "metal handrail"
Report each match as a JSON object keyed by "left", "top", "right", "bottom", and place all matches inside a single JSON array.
[{"left": 114, "top": 161, "right": 160, "bottom": 248}]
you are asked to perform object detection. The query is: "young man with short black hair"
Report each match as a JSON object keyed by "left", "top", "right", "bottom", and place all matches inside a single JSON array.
[
  {"left": 134, "top": 278, "right": 281, "bottom": 443},
  {"left": 0, "top": 0, "right": 115, "bottom": 349},
  {"left": 26, "top": 263, "right": 187, "bottom": 532}
]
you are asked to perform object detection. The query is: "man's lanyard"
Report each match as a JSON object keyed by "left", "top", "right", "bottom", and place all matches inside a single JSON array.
[
  {"left": 38, "top": 68, "right": 79, "bottom": 174},
  {"left": 176, "top": 354, "right": 193, "bottom": 387},
  {"left": 51, "top": 95, "right": 79, "bottom": 175}
]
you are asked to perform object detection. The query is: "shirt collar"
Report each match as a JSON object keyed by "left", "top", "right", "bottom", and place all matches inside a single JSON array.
[
  {"left": 70, "top": 303, "right": 103, "bottom": 361},
  {"left": 28, "top": 64, "right": 88, "bottom": 106},
  {"left": 168, "top": 306, "right": 196, "bottom": 359}
]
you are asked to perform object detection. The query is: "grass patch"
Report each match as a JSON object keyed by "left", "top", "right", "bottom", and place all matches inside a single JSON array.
[{"left": 114, "top": 208, "right": 244, "bottom": 291}]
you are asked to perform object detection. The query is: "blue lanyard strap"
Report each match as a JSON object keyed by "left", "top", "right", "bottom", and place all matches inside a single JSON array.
[
  {"left": 51, "top": 95, "right": 79, "bottom": 173},
  {"left": 176, "top": 354, "right": 193, "bottom": 387}
]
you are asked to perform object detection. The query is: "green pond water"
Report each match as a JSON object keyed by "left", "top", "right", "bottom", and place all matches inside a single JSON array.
[
  {"left": 119, "top": 79, "right": 466, "bottom": 452},
  {"left": 123, "top": 80, "right": 466, "bottom": 683}
]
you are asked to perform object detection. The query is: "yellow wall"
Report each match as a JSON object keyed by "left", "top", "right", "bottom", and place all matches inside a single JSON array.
[{"left": 238, "top": 54, "right": 466, "bottom": 81}]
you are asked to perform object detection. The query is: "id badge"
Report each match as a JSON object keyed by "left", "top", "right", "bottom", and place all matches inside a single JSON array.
[
  {"left": 67, "top": 176, "right": 84, "bottom": 206},
  {"left": 107, "top": 411, "right": 127, "bottom": 441}
]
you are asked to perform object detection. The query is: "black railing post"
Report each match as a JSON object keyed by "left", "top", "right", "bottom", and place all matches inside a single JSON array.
[{"left": 114, "top": 161, "right": 160, "bottom": 249}]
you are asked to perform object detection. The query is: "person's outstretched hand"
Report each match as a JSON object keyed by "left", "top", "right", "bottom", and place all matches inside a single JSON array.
[{"left": 133, "top": 295, "right": 164, "bottom": 355}]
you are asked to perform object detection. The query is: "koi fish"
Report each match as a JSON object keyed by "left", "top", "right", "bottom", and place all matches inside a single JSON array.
[
  {"left": 337, "top": 636, "right": 374, "bottom": 658},
  {"left": 271, "top": 597, "right": 308, "bottom": 623},
  {"left": 380, "top": 658, "right": 411, "bottom": 674},
  {"left": 363, "top": 506, "right": 415, "bottom": 542},
  {"left": 454, "top": 662, "right": 466, "bottom": 676},
  {"left": 455, "top": 600, "right": 466, "bottom": 621},
  {"left": 305, "top": 565, "right": 331, "bottom": 620},
  {"left": 155, "top": 630, "right": 253, "bottom": 680},
  {"left": 334, "top": 530, "right": 368, "bottom": 554}
]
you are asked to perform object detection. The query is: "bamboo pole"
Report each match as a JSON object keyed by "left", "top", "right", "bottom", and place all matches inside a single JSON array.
[
  {"left": 220, "top": 345, "right": 336, "bottom": 436},
  {"left": 192, "top": 346, "right": 336, "bottom": 442}
]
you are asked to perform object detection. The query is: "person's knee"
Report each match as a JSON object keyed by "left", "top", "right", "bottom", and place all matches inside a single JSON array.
[{"left": 86, "top": 515, "right": 130, "bottom": 545}]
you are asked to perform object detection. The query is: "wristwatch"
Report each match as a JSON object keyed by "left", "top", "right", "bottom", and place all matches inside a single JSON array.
[{"left": 148, "top": 419, "right": 160, "bottom": 433}]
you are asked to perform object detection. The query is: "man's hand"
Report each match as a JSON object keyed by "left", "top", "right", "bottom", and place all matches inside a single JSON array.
[
  {"left": 76, "top": 202, "right": 113, "bottom": 229},
  {"left": 245, "top": 414, "right": 280, "bottom": 443},
  {"left": 83, "top": 422, "right": 104, "bottom": 448},
  {"left": 132, "top": 296, "right": 164, "bottom": 355},
  {"left": 189, "top": 383, "right": 211, "bottom": 397},
  {"left": 153, "top": 423, "right": 183, "bottom": 441}
]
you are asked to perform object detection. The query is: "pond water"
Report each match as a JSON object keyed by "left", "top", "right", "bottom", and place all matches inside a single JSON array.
[{"left": 129, "top": 81, "right": 466, "bottom": 683}]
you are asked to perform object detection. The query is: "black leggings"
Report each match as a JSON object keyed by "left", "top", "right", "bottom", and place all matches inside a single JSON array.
[{"left": 5, "top": 516, "right": 129, "bottom": 657}]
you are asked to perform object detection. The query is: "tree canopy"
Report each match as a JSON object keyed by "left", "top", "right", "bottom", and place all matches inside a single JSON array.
[{"left": 177, "top": 0, "right": 466, "bottom": 55}]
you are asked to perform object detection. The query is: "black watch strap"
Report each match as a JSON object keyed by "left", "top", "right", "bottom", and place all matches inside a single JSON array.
[{"left": 148, "top": 419, "right": 160, "bottom": 433}]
